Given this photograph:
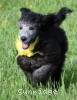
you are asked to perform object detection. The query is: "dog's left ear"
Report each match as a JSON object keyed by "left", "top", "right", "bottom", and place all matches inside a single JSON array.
[{"left": 20, "top": 7, "right": 31, "bottom": 14}]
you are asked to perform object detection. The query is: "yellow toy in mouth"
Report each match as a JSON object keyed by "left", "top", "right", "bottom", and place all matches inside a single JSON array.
[{"left": 15, "top": 36, "right": 43, "bottom": 57}]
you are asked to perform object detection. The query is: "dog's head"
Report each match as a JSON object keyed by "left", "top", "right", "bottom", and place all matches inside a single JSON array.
[
  {"left": 18, "top": 8, "right": 44, "bottom": 49},
  {"left": 18, "top": 7, "right": 73, "bottom": 49}
]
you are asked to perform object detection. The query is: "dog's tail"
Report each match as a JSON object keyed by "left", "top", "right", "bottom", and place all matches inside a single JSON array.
[{"left": 54, "top": 7, "right": 73, "bottom": 26}]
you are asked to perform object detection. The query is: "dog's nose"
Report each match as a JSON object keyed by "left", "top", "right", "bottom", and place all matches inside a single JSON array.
[{"left": 21, "top": 36, "right": 27, "bottom": 42}]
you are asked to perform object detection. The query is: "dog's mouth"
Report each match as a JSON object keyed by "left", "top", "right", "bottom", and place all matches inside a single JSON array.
[
  {"left": 22, "top": 42, "right": 30, "bottom": 49},
  {"left": 21, "top": 37, "right": 37, "bottom": 49}
]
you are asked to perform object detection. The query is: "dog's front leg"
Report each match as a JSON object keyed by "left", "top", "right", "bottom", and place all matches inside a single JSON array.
[
  {"left": 17, "top": 56, "right": 32, "bottom": 71},
  {"left": 28, "top": 64, "right": 58, "bottom": 87}
]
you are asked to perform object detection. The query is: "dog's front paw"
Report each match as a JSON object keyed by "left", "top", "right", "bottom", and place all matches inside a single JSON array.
[
  {"left": 17, "top": 56, "right": 27, "bottom": 68},
  {"left": 17, "top": 56, "right": 32, "bottom": 71}
]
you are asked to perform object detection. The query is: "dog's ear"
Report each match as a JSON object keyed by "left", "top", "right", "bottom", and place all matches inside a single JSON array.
[{"left": 20, "top": 7, "right": 31, "bottom": 14}]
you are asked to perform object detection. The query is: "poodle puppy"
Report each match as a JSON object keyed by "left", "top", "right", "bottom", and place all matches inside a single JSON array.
[{"left": 16, "top": 7, "right": 72, "bottom": 89}]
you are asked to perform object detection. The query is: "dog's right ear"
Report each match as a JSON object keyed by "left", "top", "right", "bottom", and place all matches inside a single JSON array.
[{"left": 20, "top": 7, "right": 31, "bottom": 14}]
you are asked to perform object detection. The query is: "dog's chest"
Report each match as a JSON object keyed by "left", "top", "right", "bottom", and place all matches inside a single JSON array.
[{"left": 35, "top": 37, "right": 60, "bottom": 55}]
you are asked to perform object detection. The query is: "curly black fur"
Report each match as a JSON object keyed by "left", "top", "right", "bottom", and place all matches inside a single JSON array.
[{"left": 17, "top": 7, "right": 72, "bottom": 89}]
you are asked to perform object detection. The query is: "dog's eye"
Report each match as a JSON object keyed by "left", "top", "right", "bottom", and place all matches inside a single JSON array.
[
  {"left": 19, "top": 26, "right": 23, "bottom": 30},
  {"left": 29, "top": 27, "right": 34, "bottom": 30}
]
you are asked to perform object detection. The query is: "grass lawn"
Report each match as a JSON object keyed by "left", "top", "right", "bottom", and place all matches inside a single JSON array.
[{"left": 0, "top": 0, "right": 77, "bottom": 100}]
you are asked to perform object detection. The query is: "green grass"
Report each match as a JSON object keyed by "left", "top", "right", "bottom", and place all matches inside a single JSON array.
[{"left": 0, "top": 0, "right": 77, "bottom": 100}]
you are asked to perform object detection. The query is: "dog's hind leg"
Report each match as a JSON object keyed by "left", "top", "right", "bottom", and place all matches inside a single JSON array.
[{"left": 51, "top": 68, "right": 62, "bottom": 90}]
